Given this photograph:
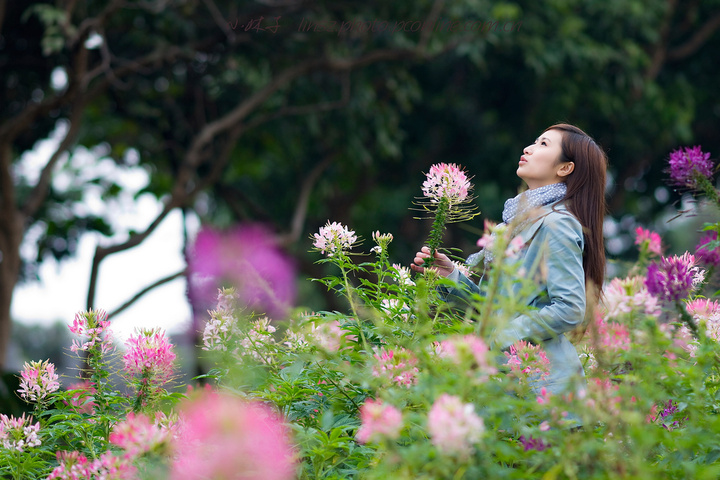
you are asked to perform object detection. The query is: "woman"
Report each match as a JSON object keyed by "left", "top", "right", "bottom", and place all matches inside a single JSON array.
[{"left": 411, "top": 123, "right": 607, "bottom": 397}]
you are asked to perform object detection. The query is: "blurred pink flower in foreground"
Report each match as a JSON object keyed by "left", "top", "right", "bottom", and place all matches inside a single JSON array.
[
  {"left": 356, "top": 399, "right": 403, "bottom": 443},
  {"left": 18, "top": 359, "right": 60, "bottom": 403},
  {"left": 189, "top": 224, "right": 296, "bottom": 319},
  {"left": 428, "top": 393, "right": 484, "bottom": 458},
  {"left": 170, "top": 391, "right": 296, "bottom": 480},
  {"left": 634, "top": 227, "right": 662, "bottom": 256}
]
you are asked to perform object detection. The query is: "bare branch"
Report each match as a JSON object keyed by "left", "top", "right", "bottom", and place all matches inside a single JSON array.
[
  {"left": 82, "top": 28, "right": 131, "bottom": 90},
  {"left": 68, "top": 0, "right": 125, "bottom": 49},
  {"left": 418, "top": 0, "right": 445, "bottom": 53},
  {"left": 201, "top": 0, "right": 237, "bottom": 43},
  {"left": 278, "top": 155, "right": 334, "bottom": 247},
  {"left": 243, "top": 72, "right": 351, "bottom": 131},
  {"left": 21, "top": 99, "right": 86, "bottom": 218},
  {"left": 108, "top": 269, "right": 186, "bottom": 318},
  {"left": 644, "top": 0, "right": 678, "bottom": 82},
  {"left": 667, "top": 12, "right": 720, "bottom": 61}
]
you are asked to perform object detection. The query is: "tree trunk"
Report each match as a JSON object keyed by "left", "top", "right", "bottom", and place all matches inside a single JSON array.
[{"left": 0, "top": 208, "right": 23, "bottom": 372}]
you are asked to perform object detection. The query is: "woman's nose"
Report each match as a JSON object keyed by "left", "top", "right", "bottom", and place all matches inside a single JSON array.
[{"left": 523, "top": 144, "right": 533, "bottom": 155}]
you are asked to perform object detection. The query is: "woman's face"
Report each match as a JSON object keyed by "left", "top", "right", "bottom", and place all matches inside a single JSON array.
[{"left": 517, "top": 129, "right": 574, "bottom": 189}]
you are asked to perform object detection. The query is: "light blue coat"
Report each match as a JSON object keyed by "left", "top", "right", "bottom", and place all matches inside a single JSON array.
[{"left": 444, "top": 201, "right": 587, "bottom": 397}]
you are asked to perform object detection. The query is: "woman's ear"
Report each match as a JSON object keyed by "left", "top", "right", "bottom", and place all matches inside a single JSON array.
[{"left": 557, "top": 162, "right": 575, "bottom": 177}]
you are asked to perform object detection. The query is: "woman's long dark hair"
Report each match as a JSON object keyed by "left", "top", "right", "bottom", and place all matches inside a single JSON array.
[{"left": 544, "top": 123, "right": 607, "bottom": 298}]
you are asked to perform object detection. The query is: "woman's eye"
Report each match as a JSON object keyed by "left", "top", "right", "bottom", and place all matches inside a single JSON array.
[{"left": 541, "top": 141, "right": 547, "bottom": 146}]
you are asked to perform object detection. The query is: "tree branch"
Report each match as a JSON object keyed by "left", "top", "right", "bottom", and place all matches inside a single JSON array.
[
  {"left": 644, "top": 0, "right": 678, "bottom": 82},
  {"left": 108, "top": 269, "right": 186, "bottom": 318},
  {"left": 278, "top": 155, "right": 334, "bottom": 247},
  {"left": 667, "top": 11, "right": 720, "bottom": 61},
  {"left": 21, "top": 99, "right": 86, "bottom": 218}
]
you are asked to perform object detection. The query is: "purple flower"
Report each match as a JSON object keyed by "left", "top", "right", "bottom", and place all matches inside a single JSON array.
[
  {"left": 645, "top": 252, "right": 705, "bottom": 303},
  {"left": 518, "top": 435, "right": 550, "bottom": 452},
  {"left": 188, "top": 224, "right": 296, "bottom": 320},
  {"left": 667, "top": 146, "right": 714, "bottom": 188},
  {"left": 696, "top": 231, "right": 720, "bottom": 268}
]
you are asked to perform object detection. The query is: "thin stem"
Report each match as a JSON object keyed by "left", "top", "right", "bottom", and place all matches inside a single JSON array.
[{"left": 340, "top": 263, "right": 370, "bottom": 353}]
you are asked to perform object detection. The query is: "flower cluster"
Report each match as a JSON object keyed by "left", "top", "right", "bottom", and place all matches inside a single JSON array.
[
  {"left": 170, "top": 391, "right": 296, "bottom": 480},
  {"left": 603, "top": 276, "right": 662, "bottom": 319},
  {"left": 370, "top": 231, "right": 393, "bottom": 255},
  {"left": 239, "top": 316, "right": 278, "bottom": 362},
  {"left": 123, "top": 328, "right": 176, "bottom": 389},
  {"left": 504, "top": 340, "right": 551, "bottom": 381},
  {"left": 109, "top": 412, "right": 175, "bottom": 458},
  {"left": 436, "top": 335, "right": 497, "bottom": 381},
  {"left": 48, "top": 450, "right": 135, "bottom": 480},
  {"left": 421, "top": 163, "right": 471, "bottom": 205},
  {"left": 593, "top": 316, "right": 631, "bottom": 352},
  {"left": 645, "top": 253, "right": 705, "bottom": 303},
  {"left": 0, "top": 413, "right": 41, "bottom": 452},
  {"left": 68, "top": 309, "right": 113, "bottom": 355},
  {"left": 203, "top": 308, "right": 237, "bottom": 352},
  {"left": 356, "top": 399, "right": 403, "bottom": 443},
  {"left": 372, "top": 347, "right": 419, "bottom": 388},
  {"left": 18, "top": 359, "right": 60, "bottom": 404},
  {"left": 667, "top": 145, "right": 714, "bottom": 188},
  {"left": 427, "top": 393, "right": 484, "bottom": 458},
  {"left": 635, "top": 227, "right": 662, "bottom": 256},
  {"left": 312, "top": 221, "right": 358, "bottom": 257},
  {"left": 518, "top": 435, "right": 550, "bottom": 452},
  {"left": 391, "top": 263, "right": 415, "bottom": 286}
]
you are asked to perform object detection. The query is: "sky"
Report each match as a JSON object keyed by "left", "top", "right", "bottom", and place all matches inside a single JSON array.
[{"left": 11, "top": 121, "right": 199, "bottom": 344}]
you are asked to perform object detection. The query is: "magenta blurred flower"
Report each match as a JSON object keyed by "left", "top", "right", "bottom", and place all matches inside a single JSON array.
[
  {"left": 667, "top": 145, "right": 714, "bottom": 188},
  {"left": 635, "top": 227, "right": 662, "bottom": 256},
  {"left": 68, "top": 309, "right": 113, "bottom": 355},
  {"left": 372, "top": 347, "right": 419, "bottom": 388},
  {"left": 0, "top": 413, "right": 41, "bottom": 452},
  {"left": 504, "top": 340, "right": 551, "bottom": 381},
  {"left": 18, "top": 359, "right": 60, "bottom": 403},
  {"left": 422, "top": 163, "right": 471, "bottom": 205},
  {"left": 427, "top": 393, "right": 484, "bottom": 458},
  {"left": 189, "top": 224, "right": 296, "bottom": 319},
  {"left": 695, "top": 231, "right": 720, "bottom": 268},
  {"left": 518, "top": 434, "right": 550, "bottom": 452},
  {"left": 170, "top": 391, "right": 296, "bottom": 480},
  {"left": 123, "top": 328, "right": 176, "bottom": 390},
  {"left": 312, "top": 221, "right": 358, "bottom": 257},
  {"left": 645, "top": 252, "right": 705, "bottom": 303},
  {"left": 356, "top": 399, "right": 403, "bottom": 443},
  {"left": 65, "top": 380, "right": 96, "bottom": 415}
]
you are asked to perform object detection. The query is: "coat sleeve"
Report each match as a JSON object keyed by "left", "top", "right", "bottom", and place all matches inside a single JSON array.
[{"left": 494, "top": 213, "right": 586, "bottom": 349}]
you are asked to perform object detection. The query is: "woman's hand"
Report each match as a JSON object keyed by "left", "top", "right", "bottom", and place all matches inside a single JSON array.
[{"left": 411, "top": 246, "right": 455, "bottom": 277}]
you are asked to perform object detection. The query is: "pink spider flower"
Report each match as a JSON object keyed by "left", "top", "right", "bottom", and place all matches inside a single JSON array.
[
  {"left": 312, "top": 221, "right": 358, "bottom": 257},
  {"left": 109, "top": 412, "right": 174, "bottom": 458},
  {"left": 634, "top": 227, "right": 662, "bottom": 256},
  {"left": 18, "top": 359, "right": 60, "bottom": 403},
  {"left": 123, "top": 328, "right": 176, "bottom": 388},
  {"left": 603, "top": 276, "right": 661, "bottom": 319},
  {"left": 422, "top": 163, "right": 471, "bottom": 205},
  {"left": 68, "top": 309, "right": 114, "bottom": 355},
  {"left": 437, "top": 335, "right": 497, "bottom": 381},
  {"left": 594, "top": 316, "right": 631, "bottom": 352},
  {"left": 504, "top": 340, "right": 551, "bottom": 381},
  {"left": 427, "top": 393, "right": 484, "bottom": 458},
  {"left": 0, "top": 413, "right": 41, "bottom": 452},
  {"left": 48, "top": 450, "right": 136, "bottom": 480},
  {"left": 372, "top": 347, "right": 419, "bottom": 388},
  {"left": 356, "top": 399, "right": 403, "bottom": 443}
]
